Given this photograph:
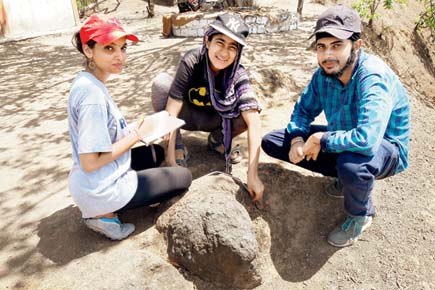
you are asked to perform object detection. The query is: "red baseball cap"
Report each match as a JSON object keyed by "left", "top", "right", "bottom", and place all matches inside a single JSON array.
[{"left": 79, "top": 14, "right": 139, "bottom": 45}]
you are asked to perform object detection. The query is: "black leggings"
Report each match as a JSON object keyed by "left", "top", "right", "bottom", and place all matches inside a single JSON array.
[{"left": 119, "top": 145, "right": 192, "bottom": 211}]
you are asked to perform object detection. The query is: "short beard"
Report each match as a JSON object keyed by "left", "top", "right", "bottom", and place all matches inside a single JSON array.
[{"left": 320, "top": 45, "right": 357, "bottom": 78}]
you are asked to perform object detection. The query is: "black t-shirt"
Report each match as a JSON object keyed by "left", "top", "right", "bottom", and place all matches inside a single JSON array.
[
  {"left": 169, "top": 47, "right": 261, "bottom": 116},
  {"left": 169, "top": 48, "right": 221, "bottom": 110}
]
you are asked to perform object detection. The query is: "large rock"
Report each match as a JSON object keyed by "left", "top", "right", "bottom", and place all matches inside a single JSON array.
[{"left": 156, "top": 172, "right": 261, "bottom": 289}]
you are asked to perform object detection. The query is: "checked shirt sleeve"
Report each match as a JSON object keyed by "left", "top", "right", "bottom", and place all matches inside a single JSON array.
[
  {"left": 320, "top": 72, "right": 393, "bottom": 156},
  {"left": 287, "top": 76, "right": 323, "bottom": 139}
]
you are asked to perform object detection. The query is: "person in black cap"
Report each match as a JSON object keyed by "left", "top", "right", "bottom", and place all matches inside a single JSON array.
[
  {"left": 261, "top": 5, "right": 410, "bottom": 247},
  {"left": 151, "top": 13, "right": 264, "bottom": 202}
]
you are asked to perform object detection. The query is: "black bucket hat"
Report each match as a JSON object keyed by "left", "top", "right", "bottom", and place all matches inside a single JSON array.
[
  {"left": 209, "top": 13, "right": 249, "bottom": 46},
  {"left": 311, "top": 5, "right": 361, "bottom": 40}
]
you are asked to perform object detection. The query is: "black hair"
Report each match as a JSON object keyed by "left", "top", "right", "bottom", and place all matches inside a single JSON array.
[
  {"left": 315, "top": 32, "right": 361, "bottom": 43},
  {"left": 208, "top": 32, "right": 219, "bottom": 42},
  {"left": 315, "top": 32, "right": 332, "bottom": 42},
  {"left": 71, "top": 31, "right": 96, "bottom": 55},
  {"left": 349, "top": 32, "right": 361, "bottom": 41}
]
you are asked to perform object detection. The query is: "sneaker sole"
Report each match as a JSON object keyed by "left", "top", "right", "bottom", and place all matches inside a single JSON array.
[
  {"left": 85, "top": 222, "right": 134, "bottom": 241},
  {"left": 327, "top": 217, "right": 373, "bottom": 247}
]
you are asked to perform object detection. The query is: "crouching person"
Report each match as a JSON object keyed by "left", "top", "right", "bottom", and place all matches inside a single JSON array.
[
  {"left": 68, "top": 14, "right": 192, "bottom": 240},
  {"left": 261, "top": 5, "right": 410, "bottom": 247},
  {"left": 151, "top": 13, "right": 264, "bottom": 201}
]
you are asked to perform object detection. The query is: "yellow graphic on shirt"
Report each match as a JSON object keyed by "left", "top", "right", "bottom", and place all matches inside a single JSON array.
[{"left": 188, "top": 87, "right": 211, "bottom": 106}]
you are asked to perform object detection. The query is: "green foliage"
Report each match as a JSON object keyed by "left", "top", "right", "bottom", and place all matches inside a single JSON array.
[
  {"left": 76, "top": 0, "right": 98, "bottom": 17},
  {"left": 75, "top": 0, "right": 121, "bottom": 18},
  {"left": 352, "top": 0, "right": 407, "bottom": 27},
  {"left": 76, "top": 0, "right": 90, "bottom": 10},
  {"left": 416, "top": 0, "right": 435, "bottom": 41}
]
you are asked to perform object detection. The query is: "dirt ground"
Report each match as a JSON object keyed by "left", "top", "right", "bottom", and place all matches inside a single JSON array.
[{"left": 0, "top": 0, "right": 434, "bottom": 289}]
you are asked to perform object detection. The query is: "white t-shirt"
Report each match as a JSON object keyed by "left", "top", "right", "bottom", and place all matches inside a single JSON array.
[{"left": 67, "top": 71, "right": 137, "bottom": 218}]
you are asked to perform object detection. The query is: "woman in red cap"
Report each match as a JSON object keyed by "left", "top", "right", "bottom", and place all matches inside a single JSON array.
[{"left": 67, "top": 14, "right": 192, "bottom": 240}]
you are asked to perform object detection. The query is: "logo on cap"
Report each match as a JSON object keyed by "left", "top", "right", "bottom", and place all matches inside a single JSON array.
[
  {"left": 209, "top": 13, "right": 249, "bottom": 46},
  {"left": 226, "top": 17, "right": 241, "bottom": 33}
]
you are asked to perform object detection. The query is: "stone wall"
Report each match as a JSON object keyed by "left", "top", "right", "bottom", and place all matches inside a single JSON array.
[
  {"left": 172, "top": 9, "right": 298, "bottom": 38},
  {"left": 154, "top": 0, "right": 177, "bottom": 6}
]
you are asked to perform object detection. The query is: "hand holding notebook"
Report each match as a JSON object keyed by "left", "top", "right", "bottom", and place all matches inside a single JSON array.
[{"left": 129, "top": 111, "right": 185, "bottom": 146}]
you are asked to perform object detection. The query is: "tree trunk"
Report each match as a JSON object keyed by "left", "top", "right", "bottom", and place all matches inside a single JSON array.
[
  {"left": 147, "top": 0, "right": 154, "bottom": 18},
  {"left": 297, "top": 0, "right": 304, "bottom": 17}
]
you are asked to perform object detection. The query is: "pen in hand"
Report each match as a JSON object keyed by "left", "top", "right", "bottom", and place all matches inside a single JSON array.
[
  {"left": 133, "top": 114, "right": 145, "bottom": 144},
  {"left": 137, "top": 114, "right": 145, "bottom": 129}
]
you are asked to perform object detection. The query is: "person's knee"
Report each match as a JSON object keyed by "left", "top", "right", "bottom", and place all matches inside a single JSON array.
[
  {"left": 151, "top": 72, "right": 172, "bottom": 112},
  {"left": 337, "top": 152, "right": 371, "bottom": 184},
  {"left": 182, "top": 167, "right": 193, "bottom": 188},
  {"left": 173, "top": 167, "right": 192, "bottom": 189},
  {"left": 152, "top": 72, "right": 172, "bottom": 85},
  {"left": 261, "top": 132, "right": 275, "bottom": 155},
  {"left": 231, "top": 116, "right": 247, "bottom": 137}
]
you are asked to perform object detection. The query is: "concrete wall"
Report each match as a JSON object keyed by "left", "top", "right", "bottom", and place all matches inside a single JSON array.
[{"left": 1, "top": 0, "right": 78, "bottom": 39}]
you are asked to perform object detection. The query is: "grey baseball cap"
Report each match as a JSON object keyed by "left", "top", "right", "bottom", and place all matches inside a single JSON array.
[
  {"left": 311, "top": 5, "right": 361, "bottom": 40},
  {"left": 209, "top": 13, "right": 249, "bottom": 46}
]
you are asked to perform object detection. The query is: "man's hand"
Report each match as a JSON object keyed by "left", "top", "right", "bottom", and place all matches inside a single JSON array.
[
  {"left": 302, "top": 132, "right": 324, "bottom": 161},
  {"left": 289, "top": 137, "right": 305, "bottom": 164}
]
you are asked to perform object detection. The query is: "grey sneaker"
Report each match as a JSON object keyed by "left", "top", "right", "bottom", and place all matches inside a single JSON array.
[
  {"left": 325, "top": 178, "right": 344, "bottom": 198},
  {"left": 84, "top": 215, "right": 135, "bottom": 240},
  {"left": 327, "top": 215, "right": 373, "bottom": 247}
]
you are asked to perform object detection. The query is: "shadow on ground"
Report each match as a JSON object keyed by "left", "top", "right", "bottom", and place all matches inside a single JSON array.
[
  {"left": 36, "top": 205, "right": 158, "bottom": 265},
  {"left": 0, "top": 24, "right": 200, "bottom": 281},
  {"left": 249, "top": 163, "right": 343, "bottom": 282},
  {"left": 171, "top": 160, "right": 343, "bottom": 289}
]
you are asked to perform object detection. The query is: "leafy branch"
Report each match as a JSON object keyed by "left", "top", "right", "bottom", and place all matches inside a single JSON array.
[
  {"left": 352, "top": 0, "right": 407, "bottom": 28},
  {"left": 76, "top": 0, "right": 120, "bottom": 18},
  {"left": 415, "top": 0, "right": 435, "bottom": 41}
]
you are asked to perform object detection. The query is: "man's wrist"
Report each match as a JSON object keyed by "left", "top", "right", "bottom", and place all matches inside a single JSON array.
[
  {"left": 291, "top": 136, "right": 304, "bottom": 146},
  {"left": 320, "top": 132, "right": 330, "bottom": 151},
  {"left": 311, "top": 132, "right": 324, "bottom": 144}
]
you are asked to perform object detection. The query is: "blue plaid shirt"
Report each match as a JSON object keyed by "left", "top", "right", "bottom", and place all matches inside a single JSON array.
[{"left": 287, "top": 49, "right": 410, "bottom": 173}]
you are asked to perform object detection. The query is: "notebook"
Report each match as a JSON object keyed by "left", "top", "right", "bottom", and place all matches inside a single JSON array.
[{"left": 129, "top": 111, "right": 185, "bottom": 146}]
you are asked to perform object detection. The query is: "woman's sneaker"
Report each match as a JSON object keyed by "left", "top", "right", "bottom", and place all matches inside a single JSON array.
[
  {"left": 84, "top": 215, "right": 135, "bottom": 240},
  {"left": 327, "top": 215, "right": 373, "bottom": 247}
]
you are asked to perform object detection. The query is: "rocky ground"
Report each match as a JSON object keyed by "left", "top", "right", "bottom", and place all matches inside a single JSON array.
[{"left": 0, "top": 0, "right": 434, "bottom": 289}]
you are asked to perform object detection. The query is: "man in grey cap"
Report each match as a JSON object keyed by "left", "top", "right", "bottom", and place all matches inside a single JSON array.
[{"left": 262, "top": 5, "right": 410, "bottom": 247}]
